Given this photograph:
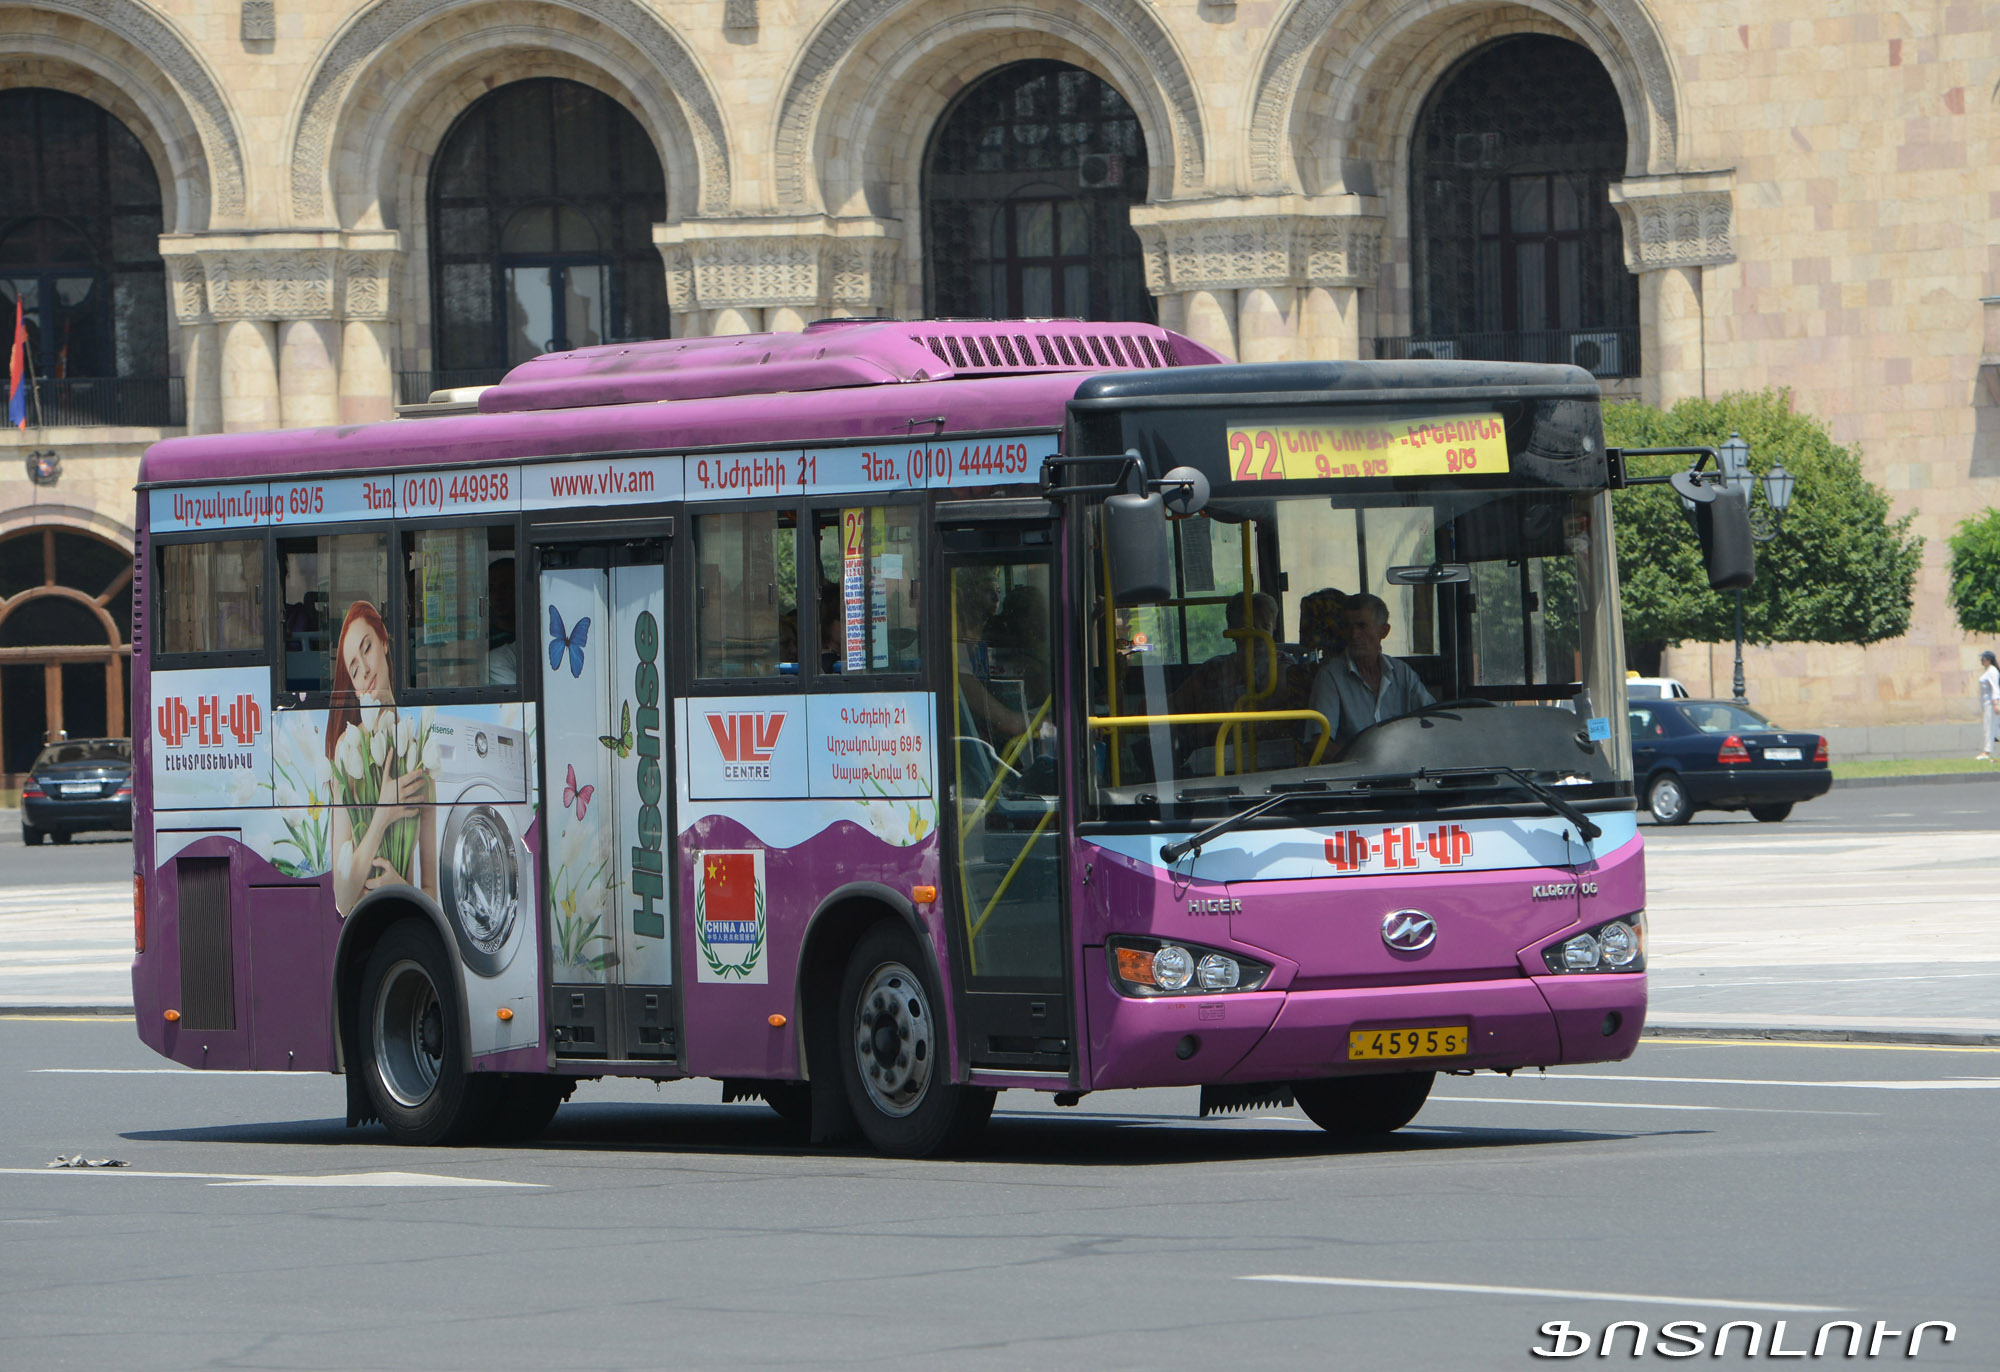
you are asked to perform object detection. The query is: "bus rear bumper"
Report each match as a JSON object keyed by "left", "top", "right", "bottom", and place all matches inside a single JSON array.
[{"left": 1082, "top": 958, "right": 1645, "bottom": 1091}]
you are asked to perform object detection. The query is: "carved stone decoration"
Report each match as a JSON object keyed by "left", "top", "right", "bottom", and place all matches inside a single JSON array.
[
  {"left": 34, "top": 0, "right": 248, "bottom": 218},
  {"left": 774, "top": 0, "right": 1207, "bottom": 209},
  {"left": 164, "top": 257, "right": 209, "bottom": 324},
  {"left": 289, "top": 0, "right": 731, "bottom": 220},
  {"left": 158, "top": 234, "right": 404, "bottom": 320},
  {"left": 1608, "top": 173, "right": 1736, "bottom": 272},
  {"left": 1130, "top": 197, "right": 1385, "bottom": 295},
  {"left": 339, "top": 251, "right": 400, "bottom": 320},
  {"left": 241, "top": 0, "right": 275, "bottom": 42},
  {"left": 654, "top": 217, "right": 900, "bottom": 317}
]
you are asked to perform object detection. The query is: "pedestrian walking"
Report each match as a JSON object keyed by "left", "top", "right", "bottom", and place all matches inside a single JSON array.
[{"left": 1978, "top": 651, "right": 2000, "bottom": 760}]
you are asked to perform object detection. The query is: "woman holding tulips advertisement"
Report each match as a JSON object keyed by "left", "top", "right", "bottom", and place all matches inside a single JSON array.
[{"left": 326, "top": 599, "right": 440, "bottom": 914}]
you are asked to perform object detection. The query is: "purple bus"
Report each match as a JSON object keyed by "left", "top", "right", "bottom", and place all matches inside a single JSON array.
[{"left": 132, "top": 319, "right": 1652, "bottom": 1156}]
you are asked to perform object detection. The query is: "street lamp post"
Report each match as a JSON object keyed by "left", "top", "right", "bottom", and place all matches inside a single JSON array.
[{"left": 1714, "top": 431, "right": 1795, "bottom": 704}]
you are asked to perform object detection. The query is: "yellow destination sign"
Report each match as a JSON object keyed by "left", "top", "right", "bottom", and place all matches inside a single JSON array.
[{"left": 1224, "top": 413, "right": 1509, "bottom": 481}]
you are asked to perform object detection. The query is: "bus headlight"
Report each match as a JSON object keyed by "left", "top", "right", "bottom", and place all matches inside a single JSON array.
[
  {"left": 1542, "top": 913, "right": 1645, "bottom": 974},
  {"left": 1110, "top": 937, "right": 1271, "bottom": 997}
]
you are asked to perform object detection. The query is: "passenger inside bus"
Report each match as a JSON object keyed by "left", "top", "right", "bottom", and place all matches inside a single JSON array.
[{"left": 1307, "top": 593, "right": 1436, "bottom": 748}]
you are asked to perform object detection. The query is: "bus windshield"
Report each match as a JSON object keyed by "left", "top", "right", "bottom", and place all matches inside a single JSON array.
[{"left": 1086, "top": 483, "right": 1632, "bottom": 819}]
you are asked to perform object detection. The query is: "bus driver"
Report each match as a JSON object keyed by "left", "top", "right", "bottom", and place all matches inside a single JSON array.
[{"left": 1308, "top": 593, "right": 1434, "bottom": 749}]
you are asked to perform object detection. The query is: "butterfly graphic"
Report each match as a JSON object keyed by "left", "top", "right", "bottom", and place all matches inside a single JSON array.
[
  {"left": 561, "top": 762, "right": 594, "bottom": 821},
  {"left": 548, "top": 605, "right": 590, "bottom": 678},
  {"left": 599, "top": 700, "right": 633, "bottom": 759}
]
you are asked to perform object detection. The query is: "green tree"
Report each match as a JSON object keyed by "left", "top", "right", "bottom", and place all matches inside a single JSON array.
[
  {"left": 1606, "top": 390, "right": 1921, "bottom": 667},
  {"left": 1946, "top": 510, "right": 2000, "bottom": 635}
]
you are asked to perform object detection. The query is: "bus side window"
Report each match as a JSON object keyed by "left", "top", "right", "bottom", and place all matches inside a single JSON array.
[
  {"left": 277, "top": 532, "right": 389, "bottom": 693},
  {"left": 811, "top": 505, "right": 920, "bottom": 676},
  {"left": 156, "top": 539, "right": 267, "bottom": 656},
  {"left": 695, "top": 508, "right": 798, "bottom": 678},
  {"left": 402, "top": 524, "right": 516, "bottom": 689}
]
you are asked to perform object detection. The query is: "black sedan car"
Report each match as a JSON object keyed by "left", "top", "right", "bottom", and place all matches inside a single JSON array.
[
  {"left": 20, "top": 737, "right": 133, "bottom": 844},
  {"left": 1628, "top": 699, "right": 1831, "bottom": 825}
]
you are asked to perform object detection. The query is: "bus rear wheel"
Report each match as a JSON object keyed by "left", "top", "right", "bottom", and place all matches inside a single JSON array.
[
  {"left": 359, "top": 920, "right": 498, "bottom": 1146},
  {"left": 1294, "top": 1071, "right": 1435, "bottom": 1138},
  {"left": 837, "top": 922, "right": 992, "bottom": 1157}
]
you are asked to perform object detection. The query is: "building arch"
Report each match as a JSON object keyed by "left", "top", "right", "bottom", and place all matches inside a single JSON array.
[
  {"left": 0, "top": 16, "right": 230, "bottom": 232},
  {"left": 288, "top": 0, "right": 729, "bottom": 226},
  {"left": 0, "top": 524, "right": 134, "bottom": 778},
  {"left": 0, "top": 0, "right": 242, "bottom": 225},
  {"left": 775, "top": 0, "right": 1206, "bottom": 216},
  {"left": 1246, "top": 0, "right": 1680, "bottom": 197}
]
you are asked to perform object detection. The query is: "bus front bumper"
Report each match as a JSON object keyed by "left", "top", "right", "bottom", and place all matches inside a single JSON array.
[{"left": 1080, "top": 948, "right": 1645, "bottom": 1091}]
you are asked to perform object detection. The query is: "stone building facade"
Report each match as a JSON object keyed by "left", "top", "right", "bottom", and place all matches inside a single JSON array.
[{"left": 1, "top": 0, "right": 1994, "bottom": 774}]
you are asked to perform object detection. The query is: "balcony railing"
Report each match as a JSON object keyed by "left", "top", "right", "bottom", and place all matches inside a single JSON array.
[
  {"left": 397, "top": 369, "right": 511, "bottom": 405},
  {"left": 11, "top": 377, "right": 185, "bottom": 428},
  {"left": 1373, "top": 327, "right": 1640, "bottom": 379}
]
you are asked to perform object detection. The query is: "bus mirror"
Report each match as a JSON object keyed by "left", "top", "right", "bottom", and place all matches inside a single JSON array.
[
  {"left": 1670, "top": 470, "right": 1756, "bottom": 591},
  {"left": 1103, "top": 492, "right": 1175, "bottom": 603},
  {"left": 1153, "top": 466, "right": 1210, "bottom": 518}
]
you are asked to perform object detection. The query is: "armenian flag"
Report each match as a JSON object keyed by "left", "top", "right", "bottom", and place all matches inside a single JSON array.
[{"left": 6, "top": 297, "right": 26, "bottom": 430}]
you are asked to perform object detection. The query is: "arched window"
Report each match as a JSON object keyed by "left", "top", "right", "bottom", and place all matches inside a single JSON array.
[
  {"left": 1407, "top": 37, "right": 1637, "bottom": 372},
  {"left": 427, "top": 79, "right": 668, "bottom": 391},
  {"left": 0, "top": 527, "right": 133, "bottom": 778},
  {"left": 925, "top": 61, "right": 1151, "bottom": 323},
  {"left": 0, "top": 89, "right": 169, "bottom": 423}
]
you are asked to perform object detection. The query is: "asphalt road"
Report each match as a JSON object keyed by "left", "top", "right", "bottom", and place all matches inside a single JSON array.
[
  {"left": 1641, "top": 775, "right": 2000, "bottom": 832},
  {"left": 2, "top": 1018, "right": 1993, "bottom": 1369}
]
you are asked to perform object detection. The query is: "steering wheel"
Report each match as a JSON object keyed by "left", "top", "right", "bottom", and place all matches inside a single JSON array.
[{"left": 1419, "top": 698, "right": 1497, "bottom": 712}]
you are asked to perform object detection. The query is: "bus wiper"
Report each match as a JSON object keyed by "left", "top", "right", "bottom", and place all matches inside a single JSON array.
[
  {"left": 1419, "top": 765, "right": 1602, "bottom": 844},
  {"left": 1160, "top": 789, "right": 1320, "bottom": 865},
  {"left": 1158, "top": 775, "right": 1412, "bottom": 864}
]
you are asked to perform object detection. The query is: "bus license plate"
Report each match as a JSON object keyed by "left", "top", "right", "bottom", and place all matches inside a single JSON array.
[
  {"left": 1348, "top": 1026, "right": 1469, "bottom": 1060},
  {"left": 1764, "top": 748, "right": 1801, "bottom": 761}
]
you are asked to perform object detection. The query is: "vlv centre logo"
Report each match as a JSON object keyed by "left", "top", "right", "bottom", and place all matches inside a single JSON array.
[{"left": 706, "top": 712, "right": 786, "bottom": 780}]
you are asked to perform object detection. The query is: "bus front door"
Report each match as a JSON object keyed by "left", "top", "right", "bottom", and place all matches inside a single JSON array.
[
  {"left": 536, "top": 539, "right": 677, "bottom": 1061},
  {"left": 940, "top": 526, "right": 1071, "bottom": 1073}
]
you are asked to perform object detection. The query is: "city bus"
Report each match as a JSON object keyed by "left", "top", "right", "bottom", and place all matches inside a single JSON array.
[{"left": 132, "top": 318, "right": 1672, "bottom": 1157}]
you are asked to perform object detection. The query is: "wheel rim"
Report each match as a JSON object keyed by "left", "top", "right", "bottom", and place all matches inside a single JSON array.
[
  {"left": 1652, "top": 778, "right": 1685, "bottom": 821},
  {"left": 851, "top": 959, "right": 934, "bottom": 1119},
  {"left": 373, "top": 957, "right": 445, "bottom": 1108}
]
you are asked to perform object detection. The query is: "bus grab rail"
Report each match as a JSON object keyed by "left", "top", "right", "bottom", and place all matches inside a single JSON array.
[{"left": 1088, "top": 710, "right": 1333, "bottom": 777}]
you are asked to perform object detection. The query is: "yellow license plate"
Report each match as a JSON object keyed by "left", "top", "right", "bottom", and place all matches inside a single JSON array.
[{"left": 1348, "top": 1025, "right": 1469, "bottom": 1060}]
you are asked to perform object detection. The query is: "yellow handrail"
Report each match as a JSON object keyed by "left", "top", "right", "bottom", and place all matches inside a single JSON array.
[
  {"left": 1088, "top": 709, "right": 1333, "bottom": 776},
  {"left": 967, "top": 805, "right": 1058, "bottom": 944}
]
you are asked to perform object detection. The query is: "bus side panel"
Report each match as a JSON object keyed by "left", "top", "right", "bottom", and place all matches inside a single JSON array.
[{"left": 246, "top": 883, "right": 337, "bottom": 1071}]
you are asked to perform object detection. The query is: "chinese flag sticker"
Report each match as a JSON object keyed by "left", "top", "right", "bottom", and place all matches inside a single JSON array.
[{"left": 697, "top": 849, "right": 767, "bottom": 983}]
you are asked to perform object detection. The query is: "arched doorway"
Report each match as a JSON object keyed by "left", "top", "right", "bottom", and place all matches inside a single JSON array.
[
  {"left": 427, "top": 78, "right": 670, "bottom": 392},
  {"left": 0, "top": 527, "right": 134, "bottom": 780},
  {"left": 1407, "top": 36, "right": 1638, "bottom": 373},
  {"left": 924, "top": 61, "right": 1151, "bottom": 323},
  {"left": 0, "top": 88, "right": 172, "bottom": 426}
]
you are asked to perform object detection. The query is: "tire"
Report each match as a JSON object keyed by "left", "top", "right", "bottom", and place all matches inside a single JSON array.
[
  {"left": 837, "top": 922, "right": 994, "bottom": 1157},
  {"left": 1749, "top": 803, "right": 1793, "bottom": 823},
  {"left": 1294, "top": 1071, "right": 1435, "bottom": 1138},
  {"left": 759, "top": 1082, "right": 813, "bottom": 1131},
  {"left": 50, "top": 830, "right": 72, "bottom": 845},
  {"left": 1647, "top": 772, "right": 1693, "bottom": 826},
  {"left": 358, "top": 920, "right": 499, "bottom": 1145},
  {"left": 21, "top": 826, "right": 44, "bottom": 846},
  {"left": 484, "top": 1074, "right": 571, "bottom": 1142}
]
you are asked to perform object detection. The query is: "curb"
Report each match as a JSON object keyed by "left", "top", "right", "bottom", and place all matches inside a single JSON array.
[
  {"left": 1644, "top": 1024, "right": 2000, "bottom": 1048},
  {"left": 1831, "top": 769, "right": 2000, "bottom": 790}
]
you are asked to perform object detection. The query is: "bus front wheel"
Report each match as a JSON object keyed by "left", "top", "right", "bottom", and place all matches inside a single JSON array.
[
  {"left": 1294, "top": 1071, "right": 1435, "bottom": 1137},
  {"left": 359, "top": 920, "right": 499, "bottom": 1145},
  {"left": 837, "top": 922, "right": 993, "bottom": 1157}
]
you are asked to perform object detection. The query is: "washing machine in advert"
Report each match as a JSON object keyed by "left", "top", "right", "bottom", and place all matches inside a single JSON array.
[{"left": 428, "top": 714, "right": 531, "bottom": 979}]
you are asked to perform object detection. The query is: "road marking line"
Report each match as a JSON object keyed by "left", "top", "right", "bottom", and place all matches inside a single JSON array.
[
  {"left": 1238, "top": 1275, "right": 1845, "bottom": 1314},
  {"left": 1545, "top": 1074, "right": 2000, "bottom": 1090},
  {"left": 1430, "top": 1096, "right": 1871, "bottom": 1116},
  {"left": 1645, "top": 1036, "right": 2000, "bottom": 1054},
  {"left": 0, "top": 1167, "right": 541, "bottom": 1188},
  {"left": 32, "top": 1068, "right": 317, "bottom": 1076}
]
